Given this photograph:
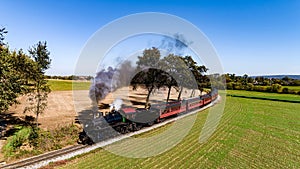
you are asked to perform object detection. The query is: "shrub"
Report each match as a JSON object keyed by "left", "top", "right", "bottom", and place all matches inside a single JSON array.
[
  {"left": 226, "top": 82, "right": 233, "bottom": 90},
  {"left": 233, "top": 82, "right": 243, "bottom": 90},
  {"left": 282, "top": 88, "right": 289, "bottom": 94},
  {"left": 246, "top": 83, "right": 254, "bottom": 91},
  {"left": 271, "top": 84, "right": 282, "bottom": 93},
  {"left": 266, "top": 86, "right": 272, "bottom": 92},
  {"left": 288, "top": 89, "right": 296, "bottom": 94},
  {"left": 2, "top": 126, "right": 33, "bottom": 157},
  {"left": 253, "top": 86, "right": 266, "bottom": 92}
]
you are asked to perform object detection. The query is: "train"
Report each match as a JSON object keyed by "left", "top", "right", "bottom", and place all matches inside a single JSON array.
[{"left": 78, "top": 89, "right": 219, "bottom": 144}]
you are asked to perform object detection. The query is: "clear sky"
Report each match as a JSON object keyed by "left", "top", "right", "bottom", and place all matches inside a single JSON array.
[{"left": 1, "top": 0, "right": 300, "bottom": 76}]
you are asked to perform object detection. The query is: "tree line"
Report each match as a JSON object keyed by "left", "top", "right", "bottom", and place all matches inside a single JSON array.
[
  {"left": 46, "top": 75, "right": 93, "bottom": 81},
  {"left": 0, "top": 27, "right": 51, "bottom": 126},
  {"left": 224, "top": 73, "right": 300, "bottom": 94}
]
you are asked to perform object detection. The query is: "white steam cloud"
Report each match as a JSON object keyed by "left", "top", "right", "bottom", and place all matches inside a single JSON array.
[{"left": 110, "top": 98, "right": 123, "bottom": 111}]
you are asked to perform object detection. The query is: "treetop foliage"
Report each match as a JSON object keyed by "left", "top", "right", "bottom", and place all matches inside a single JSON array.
[
  {"left": 29, "top": 41, "right": 51, "bottom": 73},
  {"left": 0, "top": 27, "right": 8, "bottom": 46},
  {"left": 131, "top": 47, "right": 208, "bottom": 105}
]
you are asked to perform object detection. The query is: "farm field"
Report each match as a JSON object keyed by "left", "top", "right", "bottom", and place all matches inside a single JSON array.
[
  {"left": 47, "top": 79, "right": 91, "bottom": 91},
  {"left": 57, "top": 93, "right": 300, "bottom": 168}
]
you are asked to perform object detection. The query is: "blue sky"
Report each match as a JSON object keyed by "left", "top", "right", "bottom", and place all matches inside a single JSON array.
[{"left": 1, "top": 0, "right": 300, "bottom": 76}]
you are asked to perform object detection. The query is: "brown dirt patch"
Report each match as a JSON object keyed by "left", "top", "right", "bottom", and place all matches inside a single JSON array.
[{"left": 7, "top": 90, "right": 90, "bottom": 130}]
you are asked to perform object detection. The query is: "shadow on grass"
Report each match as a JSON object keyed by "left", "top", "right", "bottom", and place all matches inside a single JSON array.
[
  {"left": 0, "top": 112, "right": 36, "bottom": 139},
  {"left": 227, "top": 94, "right": 300, "bottom": 103}
]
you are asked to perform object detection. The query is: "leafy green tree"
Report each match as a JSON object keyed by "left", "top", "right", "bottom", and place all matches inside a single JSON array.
[
  {"left": 25, "top": 41, "right": 51, "bottom": 126},
  {"left": 181, "top": 56, "right": 208, "bottom": 97},
  {"left": 132, "top": 47, "right": 163, "bottom": 107},
  {"left": 0, "top": 28, "right": 34, "bottom": 113},
  {"left": 0, "top": 28, "right": 52, "bottom": 128},
  {"left": 0, "top": 48, "right": 23, "bottom": 113},
  {"left": 160, "top": 54, "right": 182, "bottom": 102},
  {"left": 242, "top": 74, "right": 248, "bottom": 85},
  {"left": 282, "top": 87, "right": 289, "bottom": 94},
  {"left": 0, "top": 27, "right": 8, "bottom": 47},
  {"left": 271, "top": 84, "right": 282, "bottom": 93}
]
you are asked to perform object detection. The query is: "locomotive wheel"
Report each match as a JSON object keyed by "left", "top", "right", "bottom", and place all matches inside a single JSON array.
[
  {"left": 134, "top": 124, "right": 142, "bottom": 131},
  {"left": 147, "top": 121, "right": 154, "bottom": 126},
  {"left": 120, "top": 126, "right": 128, "bottom": 134}
]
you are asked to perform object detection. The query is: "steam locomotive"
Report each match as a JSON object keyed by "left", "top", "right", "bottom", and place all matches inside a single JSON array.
[{"left": 79, "top": 89, "right": 218, "bottom": 144}]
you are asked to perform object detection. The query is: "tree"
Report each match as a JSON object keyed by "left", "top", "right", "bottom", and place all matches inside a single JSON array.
[
  {"left": 0, "top": 28, "right": 52, "bottom": 128},
  {"left": 132, "top": 47, "right": 162, "bottom": 107},
  {"left": 0, "top": 27, "right": 8, "bottom": 47},
  {"left": 180, "top": 56, "right": 208, "bottom": 97},
  {"left": 160, "top": 54, "right": 181, "bottom": 102},
  {"left": 0, "top": 48, "right": 23, "bottom": 113},
  {"left": 0, "top": 28, "right": 33, "bottom": 113},
  {"left": 242, "top": 74, "right": 248, "bottom": 85},
  {"left": 26, "top": 41, "right": 51, "bottom": 127},
  {"left": 131, "top": 68, "right": 166, "bottom": 107}
]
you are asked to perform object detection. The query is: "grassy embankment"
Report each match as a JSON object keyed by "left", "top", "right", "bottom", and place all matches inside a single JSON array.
[{"left": 53, "top": 91, "right": 300, "bottom": 168}]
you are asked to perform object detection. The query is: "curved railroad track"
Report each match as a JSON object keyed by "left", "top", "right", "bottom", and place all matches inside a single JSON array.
[{"left": 0, "top": 96, "right": 221, "bottom": 169}]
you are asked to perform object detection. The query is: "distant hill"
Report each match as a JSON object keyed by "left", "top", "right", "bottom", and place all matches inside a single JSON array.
[{"left": 251, "top": 75, "right": 300, "bottom": 80}]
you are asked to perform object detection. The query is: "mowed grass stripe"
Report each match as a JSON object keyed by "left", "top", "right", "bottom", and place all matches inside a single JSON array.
[{"left": 59, "top": 96, "right": 300, "bottom": 169}]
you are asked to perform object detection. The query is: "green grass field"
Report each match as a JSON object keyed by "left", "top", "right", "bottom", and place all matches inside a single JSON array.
[
  {"left": 56, "top": 92, "right": 300, "bottom": 168},
  {"left": 47, "top": 80, "right": 91, "bottom": 91}
]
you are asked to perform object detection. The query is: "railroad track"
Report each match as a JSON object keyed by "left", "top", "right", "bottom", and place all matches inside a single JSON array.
[
  {"left": 0, "top": 96, "right": 221, "bottom": 169},
  {"left": 0, "top": 144, "right": 88, "bottom": 169}
]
